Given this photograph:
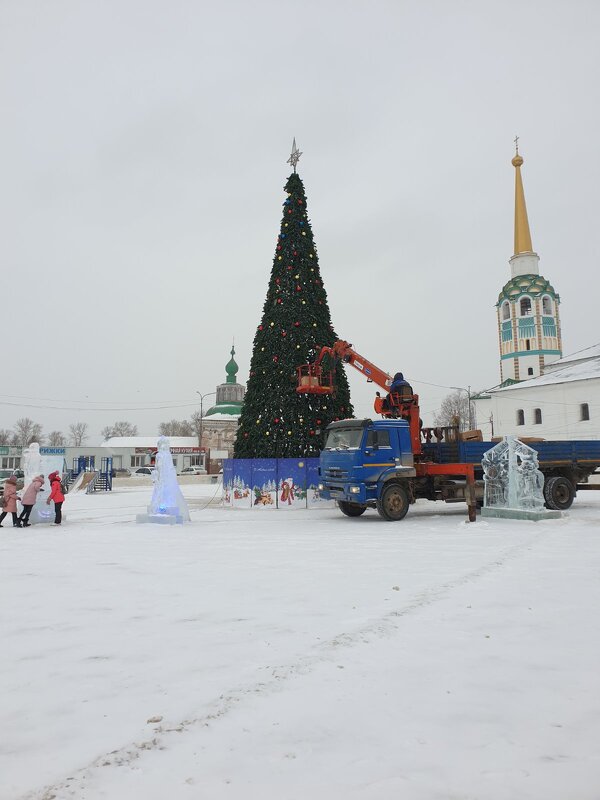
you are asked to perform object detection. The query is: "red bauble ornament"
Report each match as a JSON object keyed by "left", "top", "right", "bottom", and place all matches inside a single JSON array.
[
  {"left": 282, "top": 331, "right": 287, "bottom": 337},
  {"left": 288, "top": 209, "right": 292, "bottom": 214},
  {"left": 296, "top": 285, "right": 301, "bottom": 292},
  {"left": 258, "top": 324, "right": 263, "bottom": 330},
  {"left": 274, "top": 417, "right": 280, "bottom": 424},
  {"left": 273, "top": 355, "right": 278, "bottom": 362},
  {"left": 275, "top": 278, "right": 280, "bottom": 285},
  {"left": 316, "top": 419, "right": 322, "bottom": 424},
  {"left": 293, "top": 251, "right": 297, "bottom": 256},
  {"left": 244, "top": 432, "right": 249, "bottom": 438},
  {"left": 277, "top": 298, "right": 282, "bottom": 304},
  {"left": 309, "top": 430, "right": 315, "bottom": 436},
  {"left": 294, "top": 321, "right": 300, "bottom": 327}
]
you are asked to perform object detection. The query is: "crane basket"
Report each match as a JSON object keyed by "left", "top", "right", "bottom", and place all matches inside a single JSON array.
[{"left": 296, "top": 364, "right": 335, "bottom": 395}]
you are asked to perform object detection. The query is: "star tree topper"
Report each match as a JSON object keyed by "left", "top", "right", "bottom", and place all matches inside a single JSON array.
[{"left": 287, "top": 138, "right": 302, "bottom": 172}]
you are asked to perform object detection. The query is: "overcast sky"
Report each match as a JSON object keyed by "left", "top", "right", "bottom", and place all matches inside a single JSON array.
[{"left": 1, "top": 0, "right": 599, "bottom": 441}]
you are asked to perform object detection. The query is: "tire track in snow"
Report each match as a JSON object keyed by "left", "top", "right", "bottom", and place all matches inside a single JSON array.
[{"left": 23, "top": 532, "right": 543, "bottom": 800}]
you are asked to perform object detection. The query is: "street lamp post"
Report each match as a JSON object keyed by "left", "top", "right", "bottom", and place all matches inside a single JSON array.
[
  {"left": 450, "top": 385, "right": 473, "bottom": 431},
  {"left": 195, "top": 391, "right": 216, "bottom": 467}
]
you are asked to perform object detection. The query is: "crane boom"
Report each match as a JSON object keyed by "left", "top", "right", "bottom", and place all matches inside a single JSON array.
[
  {"left": 296, "top": 338, "right": 422, "bottom": 456},
  {"left": 313, "top": 340, "right": 393, "bottom": 392}
]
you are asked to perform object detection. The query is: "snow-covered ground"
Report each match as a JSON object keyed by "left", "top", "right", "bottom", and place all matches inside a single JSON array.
[{"left": 2, "top": 483, "right": 600, "bottom": 800}]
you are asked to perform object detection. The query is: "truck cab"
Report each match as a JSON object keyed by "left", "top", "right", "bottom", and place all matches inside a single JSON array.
[{"left": 318, "top": 418, "right": 416, "bottom": 519}]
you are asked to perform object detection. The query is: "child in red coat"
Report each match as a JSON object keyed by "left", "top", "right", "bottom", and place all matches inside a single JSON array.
[{"left": 47, "top": 471, "right": 65, "bottom": 525}]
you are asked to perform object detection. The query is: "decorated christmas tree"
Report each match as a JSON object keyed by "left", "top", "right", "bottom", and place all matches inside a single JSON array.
[{"left": 234, "top": 143, "right": 353, "bottom": 458}]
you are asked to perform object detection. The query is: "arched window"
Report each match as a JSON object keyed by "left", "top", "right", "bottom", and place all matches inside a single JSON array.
[
  {"left": 581, "top": 403, "right": 590, "bottom": 421},
  {"left": 502, "top": 302, "right": 511, "bottom": 321},
  {"left": 534, "top": 408, "right": 542, "bottom": 424},
  {"left": 520, "top": 297, "right": 532, "bottom": 316},
  {"left": 516, "top": 409, "right": 525, "bottom": 426},
  {"left": 542, "top": 295, "right": 553, "bottom": 315}
]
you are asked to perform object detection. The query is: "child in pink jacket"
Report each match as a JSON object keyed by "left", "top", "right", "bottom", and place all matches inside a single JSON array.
[
  {"left": 0, "top": 475, "right": 22, "bottom": 528},
  {"left": 19, "top": 474, "right": 44, "bottom": 527}
]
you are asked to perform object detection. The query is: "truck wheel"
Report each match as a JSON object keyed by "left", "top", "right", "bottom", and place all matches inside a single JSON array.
[
  {"left": 376, "top": 483, "right": 409, "bottom": 521},
  {"left": 543, "top": 476, "right": 575, "bottom": 510},
  {"left": 338, "top": 501, "right": 367, "bottom": 517}
]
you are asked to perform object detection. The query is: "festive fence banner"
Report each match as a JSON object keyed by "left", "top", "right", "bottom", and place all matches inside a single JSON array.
[
  {"left": 251, "top": 459, "right": 278, "bottom": 509},
  {"left": 222, "top": 460, "right": 234, "bottom": 507},
  {"left": 276, "top": 458, "right": 308, "bottom": 509},
  {"left": 223, "top": 459, "right": 334, "bottom": 510},
  {"left": 231, "top": 459, "right": 252, "bottom": 508},
  {"left": 306, "top": 458, "right": 334, "bottom": 508}
]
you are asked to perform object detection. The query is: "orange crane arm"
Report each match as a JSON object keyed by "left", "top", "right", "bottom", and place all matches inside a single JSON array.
[{"left": 315, "top": 340, "right": 394, "bottom": 392}]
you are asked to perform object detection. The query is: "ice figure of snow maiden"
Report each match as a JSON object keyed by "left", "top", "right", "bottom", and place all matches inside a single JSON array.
[
  {"left": 136, "top": 436, "right": 190, "bottom": 525},
  {"left": 516, "top": 449, "right": 545, "bottom": 510}
]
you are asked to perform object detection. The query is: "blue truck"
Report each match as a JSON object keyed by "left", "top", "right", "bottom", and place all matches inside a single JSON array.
[
  {"left": 317, "top": 417, "right": 600, "bottom": 522},
  {"left": 297, "top": 338, "right": 600, "bottom": 522}
]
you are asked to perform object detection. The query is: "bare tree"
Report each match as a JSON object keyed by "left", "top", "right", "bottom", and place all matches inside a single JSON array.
[
  {"left": 158, "top": 419, "right": 193, "bottom": 437},
  {"left": 13, "top": 418, "right": 44, "bottom": 446},
  {"left": 68, "top": 422, "right": 88, "bottom": 446},
  {"left": 433, "top": 390, "right": 475, "bottom": 432},
  {"left": 190, "top": 411, "right": 203, "bottom": 446},
  {"left": 48, "top": 431, "right": 67, "bottom": 446},
  {"left": 102, "top": 421, "right": 138, "bottom": 439},
  {"left": 0, "top": 429, "right": 12, "bottom": 445}
]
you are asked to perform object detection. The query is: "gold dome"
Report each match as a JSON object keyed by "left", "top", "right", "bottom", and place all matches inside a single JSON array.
[{"left": 512, "top": 154, "right": 524, "bottom": 167}]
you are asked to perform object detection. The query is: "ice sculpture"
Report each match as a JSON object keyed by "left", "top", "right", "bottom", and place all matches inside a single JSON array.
[
  {"left": 21, "top": 445, "right": 66, "bottom": 525},
  {"left": 136, "top": 436, "right": 190, "bottom": 525},
  {"left": 23, "top": 442, "right": 42, "bottom": 488},
  {"left": 481, "top": 435, "right": 561, "bottom": 520}
]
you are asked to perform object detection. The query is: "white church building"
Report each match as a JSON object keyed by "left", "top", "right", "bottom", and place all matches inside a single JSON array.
[
  {"left": 481, "top": 344, "right": 600, "bottom": 441},
  {"left": 473, "top": 146, "right": 600, "bottom": 441}
]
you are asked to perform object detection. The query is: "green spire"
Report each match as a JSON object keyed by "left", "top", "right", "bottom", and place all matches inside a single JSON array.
[{"left": 225, "top": 344, "right": 238, "bottom": 384}]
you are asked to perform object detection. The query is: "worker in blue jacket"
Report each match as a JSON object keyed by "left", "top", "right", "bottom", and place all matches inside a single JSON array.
[{"left": 390, "top": 372, "right": 413, "bottom": 396}]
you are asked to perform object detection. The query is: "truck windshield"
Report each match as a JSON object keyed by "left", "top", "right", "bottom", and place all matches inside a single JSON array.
[{"left": 324, "top": 428, "right": 364, "bottom": 450}]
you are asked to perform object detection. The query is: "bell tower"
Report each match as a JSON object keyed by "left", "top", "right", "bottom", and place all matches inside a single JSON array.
[{"left": 496, "top": 141, "right": 562, "bottom": 382}]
